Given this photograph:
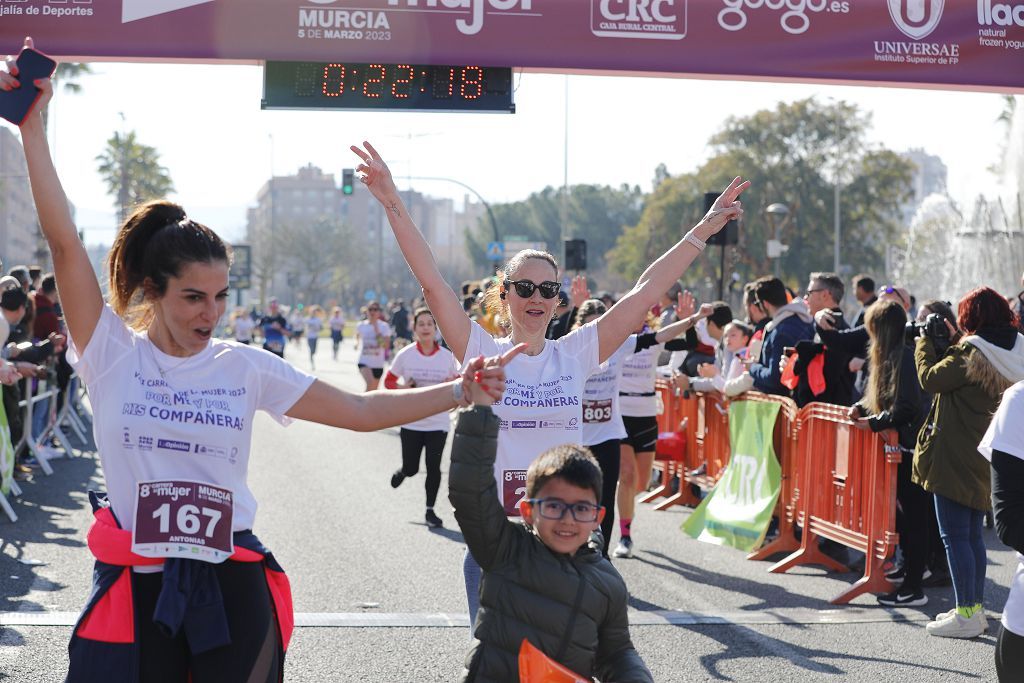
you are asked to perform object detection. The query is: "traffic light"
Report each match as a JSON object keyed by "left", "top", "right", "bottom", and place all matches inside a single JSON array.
[{"left": 342, "top": 168, "right": 354, "bottom": 195}]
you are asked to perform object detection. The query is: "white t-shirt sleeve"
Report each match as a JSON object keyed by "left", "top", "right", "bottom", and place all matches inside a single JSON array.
[
  {"left": 556, "top": 322, "right": 601, "bottom": 376},
  {"left": 252, "top": 351, "right": 317, "bottom": 425},
  {"left": 388, "top": 345, "right": 408, "bottom": 379},
  {"left": 462, "top": 320, "right": 502, "bottom": 366},
  {"left": 66, "top": 304, "right": 135, "bottom": 384},
  {"left": 979, "top": 380, "right": 1024, "bottom": 462}
]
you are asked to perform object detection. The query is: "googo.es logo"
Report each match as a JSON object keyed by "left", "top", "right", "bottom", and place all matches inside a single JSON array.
[
  {"left": 887, "top": 0, "right": 944, "bottom": 40},
  {"left": 591, "top": 0, "right": 687, "bottom": 40}
]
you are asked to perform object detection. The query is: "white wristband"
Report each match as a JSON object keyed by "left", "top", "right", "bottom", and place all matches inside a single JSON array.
[
  {"left": 452, "top": 381, "right": 472, "bottom": 407},
  {"left": 684, "top": 231, "right": 707, "bottom": 252}
]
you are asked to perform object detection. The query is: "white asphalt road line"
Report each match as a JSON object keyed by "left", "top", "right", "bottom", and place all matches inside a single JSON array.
[{"left": 0, "top": 608, "right": 938, "bottom": 628}]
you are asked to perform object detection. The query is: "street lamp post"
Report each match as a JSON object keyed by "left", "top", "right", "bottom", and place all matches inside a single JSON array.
[{"left": 765, "top": 202, "right": 790, "bottom": 278}]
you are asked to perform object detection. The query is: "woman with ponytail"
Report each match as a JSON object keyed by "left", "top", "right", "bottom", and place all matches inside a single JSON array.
[
  {"left": 3, "top": 38, "right": 517, "bottom": 683},
  {"left": 350, "top": 141, "right": 748, "bottom": 625}
]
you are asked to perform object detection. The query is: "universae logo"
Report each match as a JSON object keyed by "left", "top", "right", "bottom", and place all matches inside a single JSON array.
[{"left": 887, "top": 0, "right": 944, "bottom": 40}]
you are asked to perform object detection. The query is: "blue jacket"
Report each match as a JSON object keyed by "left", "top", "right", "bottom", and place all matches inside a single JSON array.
[{"left": 749, "top": 301, "right": 814, "bottom": 396}]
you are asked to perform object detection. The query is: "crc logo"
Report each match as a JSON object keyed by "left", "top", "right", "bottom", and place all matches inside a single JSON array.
[
  {"left": 591, "top": 0, "right": 687, "bottom": 40},
  {"left": 887, "top": 0, "right": 944, "bottom": 39}
]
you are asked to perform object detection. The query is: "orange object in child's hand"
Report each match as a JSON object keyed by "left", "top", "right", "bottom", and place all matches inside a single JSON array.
[{"left": 518, "top": 639, "right": 589, "bottom": 683}]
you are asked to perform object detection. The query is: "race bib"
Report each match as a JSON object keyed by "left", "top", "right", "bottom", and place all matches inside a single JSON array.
[
  {"left": 502, "top": 469, "right": 528, "bottom": 517},
  {"left": 583, "top": 399, "right": 613, "bottom": 424},
  {"left": 265, "top": 341, "right": 284, "bottom": 353},
  {"left": 132, "top": 480, "right": 234, "bottom": 563}
]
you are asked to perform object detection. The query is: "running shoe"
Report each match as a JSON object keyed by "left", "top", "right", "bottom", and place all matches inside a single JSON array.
[
  {"left": 926, "top": 610, "right": 986, "bottom": 638},
  {"left": 876, "top": 590, "right": 928, "bottom": 607},
  {"left": 921, "top": 568, "right": 952, "bottom": 588},
  {"left": 425, "top": 510, "right": 443, "bottom": 528},
  {"left": 612, "top": 537, "right": 634, "bottom": 559},
  {"left": 390, "top": 470, "right": 406, "bottom": 489}
]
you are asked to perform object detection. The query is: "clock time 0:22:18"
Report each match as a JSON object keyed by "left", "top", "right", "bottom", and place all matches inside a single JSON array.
[{"left": 262, "top": 61, "right": 515, "bottom": 113}]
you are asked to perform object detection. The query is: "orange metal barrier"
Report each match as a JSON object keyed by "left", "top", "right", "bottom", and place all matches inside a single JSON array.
[
  {"left": 644, "top": 381, "right": 701, "bottom": 508},
  {"left": 768, "top": 403, "right": 900, "bottom": 604}
]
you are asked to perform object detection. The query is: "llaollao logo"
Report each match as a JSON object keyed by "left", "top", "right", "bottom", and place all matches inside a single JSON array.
[{"left": 887, "top": 0, "right": 944, "bottom": 39}]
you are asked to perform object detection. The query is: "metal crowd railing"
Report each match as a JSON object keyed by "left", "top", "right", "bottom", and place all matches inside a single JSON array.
[{"left": 0, "top": 370, "right": 93, "bottom": 523}]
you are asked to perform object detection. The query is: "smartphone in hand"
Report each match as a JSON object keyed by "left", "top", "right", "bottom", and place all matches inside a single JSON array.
[{"left": 0, "top": 47, "right": 57, "bottom": 125}]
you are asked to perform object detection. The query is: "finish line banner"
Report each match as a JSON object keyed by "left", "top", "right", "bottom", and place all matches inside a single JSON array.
[
  {"left": 0, "top": 1, "right": 1021, "bottom": 92},
  {"left": 682, "top": 400, "right": 781, "bottom": 553}
]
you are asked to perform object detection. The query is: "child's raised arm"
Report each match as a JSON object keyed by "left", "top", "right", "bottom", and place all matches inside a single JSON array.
[{"left": 448, "top": 406, "right": 519, "bottom": 571}]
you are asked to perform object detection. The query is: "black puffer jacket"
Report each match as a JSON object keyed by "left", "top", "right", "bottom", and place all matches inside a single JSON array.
[{"left": 449, "top": 407, "right": 653, "bottom": 683}]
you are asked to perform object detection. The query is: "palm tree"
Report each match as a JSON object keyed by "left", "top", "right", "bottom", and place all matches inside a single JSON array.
[
  {"left": 41, "top": 62, "right": 93, "bottom": 133},
  {"left": 95, "top": 130, "right": 175, "bottom": 227}
]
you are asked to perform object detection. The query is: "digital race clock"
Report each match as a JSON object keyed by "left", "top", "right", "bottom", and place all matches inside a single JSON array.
[{"left": 261, "top": 61, "right": 515, "bottom": 113}]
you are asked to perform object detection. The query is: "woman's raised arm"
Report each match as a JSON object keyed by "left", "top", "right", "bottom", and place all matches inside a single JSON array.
[
  {"left": 350, "top": 142, "right": 472, "bottom": 361},
  {"left": 596, "top": 177, "right": 748, "bottom": 362},
  {"left": 3, "top": 38, "right": 103, "bottom": 350}
]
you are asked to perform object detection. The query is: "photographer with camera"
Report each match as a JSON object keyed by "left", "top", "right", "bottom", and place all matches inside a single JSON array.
[
  {"left": 848, "top": 300, "right": 931, "bottom": 607},
  {"left": 913, "top": 287, "right": 1024, "bottom": 638}
]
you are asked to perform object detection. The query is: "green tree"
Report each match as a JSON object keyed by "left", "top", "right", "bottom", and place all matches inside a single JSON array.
[
  {"left": 465, "top": 183, "right": 644, "bottom": 278},
  {"left": 608, "top": 98, "right": 915, "bottom": 288},
  {"left": 41, "top": 62, "right": 93, "bottom": 133},
  {"left": 95, "top": 130, "right": 175, "bottom": 227}
]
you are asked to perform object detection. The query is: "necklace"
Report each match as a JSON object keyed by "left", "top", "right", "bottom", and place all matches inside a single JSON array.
[{"left": 146, "top": 338, "right": 197, "bottom": 379}]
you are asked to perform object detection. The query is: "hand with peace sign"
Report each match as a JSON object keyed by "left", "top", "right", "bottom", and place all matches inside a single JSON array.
[
  {"left": 698, "top": 176, "right": 751, "bottom": 236},
  {"left": 350, "top": 141, "right": 400, "bottom": 208}
]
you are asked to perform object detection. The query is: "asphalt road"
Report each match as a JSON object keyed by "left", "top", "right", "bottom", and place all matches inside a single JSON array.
[{"left": 0, "top": 339, "right": 1014, "bottom": 681}]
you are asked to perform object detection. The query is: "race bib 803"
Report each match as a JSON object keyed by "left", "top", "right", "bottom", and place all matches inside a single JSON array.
[{"left": 131, "top": 480, "right": 234, "bottom": 563}]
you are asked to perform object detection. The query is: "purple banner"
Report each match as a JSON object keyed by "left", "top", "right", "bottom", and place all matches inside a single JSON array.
[{"left": 0, "top": 0, "right": 1022, "bottom": 92}]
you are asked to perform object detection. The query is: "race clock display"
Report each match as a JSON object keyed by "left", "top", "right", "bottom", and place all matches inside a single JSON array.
[{"left": 262, "top": 61, "right": 515, "bottom": 113}]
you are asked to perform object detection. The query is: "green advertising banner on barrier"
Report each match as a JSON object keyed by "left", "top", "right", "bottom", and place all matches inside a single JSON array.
[
  {"left": 682, "top": 400, "right": 781, "bottom": 552},
  {"left": 0, "top": 398, "right": 14, "bottom": 496}
]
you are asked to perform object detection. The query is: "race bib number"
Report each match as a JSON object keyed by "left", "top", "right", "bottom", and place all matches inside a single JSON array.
[
  {"left": 583, "top": 399, "right": 613, "bottom": 424},
  {"left": 265, "top": 341, "right": 284, "bottom": 353},
  {"left": 132, "top": 480, "right": 234, "bottom": 563},
  {"left": 502, "top": 469, "right": 528, "bottom": 517}
]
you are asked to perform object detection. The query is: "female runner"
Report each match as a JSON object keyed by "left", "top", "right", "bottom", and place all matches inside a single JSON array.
[
  {"left": 576, "top": 292, "right": 708, "bottom": 558},
  {"left": 3, "top": 43, "right": 516, "bottom": 683},
  {"left": 354, "top": 301, "right": 392, "bottom": 390},
  {"left": 328, "top": 306, "right": 346, "bottom": 360},
  {"left": 383, "top": 308, "right": 457, "bottom": 528},
  {"left": 350, "top": 140, "right": 747, "bottom": 621}
]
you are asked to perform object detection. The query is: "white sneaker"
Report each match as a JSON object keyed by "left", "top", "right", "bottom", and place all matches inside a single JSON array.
[
  {"left": 975, "top": 610, "right": 988, "bottom": 633},
  {"left": 926, "top": 610, "right": 985, "bottom": 638},
  {"left": 612, "top": 537, "right": 634, "bottom": 559}
]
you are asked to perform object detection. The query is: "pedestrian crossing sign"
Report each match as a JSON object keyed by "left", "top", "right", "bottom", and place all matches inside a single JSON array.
[{"left": 486, "top": 242, "right": 505, "bottom": 261}]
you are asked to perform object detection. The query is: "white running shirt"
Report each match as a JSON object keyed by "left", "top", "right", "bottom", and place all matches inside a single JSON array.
[
  {"left": 67, "top": 305, "right": 315, "bottom": 535},
  {"left": 463, "top": 321, "right": 601, "bottom": 514},
  {"left": 387, "top": 342, "right": 456, "bottom": 432},
  {"left": 978, "top": 380, "right": 1024, "bottom": 637},
  {"left": 581, "top": 335, "right": 634, "bottom": 446},
  {"left": 356, "top": 320, "right": 392, "bottom": 368}
]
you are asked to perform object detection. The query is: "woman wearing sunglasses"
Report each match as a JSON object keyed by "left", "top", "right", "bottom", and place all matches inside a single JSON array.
[
  {"left": 351, "top": 141, "right": 748, "bottom": 623},
  {"left": 354, "top": 301, "right": 392, "bottom": 391}
]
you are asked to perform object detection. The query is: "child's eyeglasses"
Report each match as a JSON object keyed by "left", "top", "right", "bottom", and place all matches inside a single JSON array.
[
  {"left": 504, "top": 279, "right": 561, "bottom": 299},
  {"left": 526, "top": 498, "right": 602, "bottom": 522}
]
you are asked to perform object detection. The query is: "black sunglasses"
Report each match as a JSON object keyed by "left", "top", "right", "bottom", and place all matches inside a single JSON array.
[{"left": 504, "top": 279, "right": 561, "bottom": 300}]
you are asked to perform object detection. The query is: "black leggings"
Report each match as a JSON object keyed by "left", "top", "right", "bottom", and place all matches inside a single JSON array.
[
  {"left": 400, "top": 428, "right": 447, "bottom": 508},
  {"left": 997, "top": 625, "right": 1024, "bottom": 682},
  {"left": 895, "top": 456, "right": 932, "bottom": 593},
  {"left": 133, "top": 561, "right": 280, "bottom": 683},
  {"left": 587, "top": 438, "right": 621, "bottom": 558}
]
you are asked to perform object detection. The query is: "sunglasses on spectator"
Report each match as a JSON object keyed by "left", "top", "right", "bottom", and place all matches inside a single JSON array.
[
  {"left": 504, "top": 279, "right": 561, "bottom": 299},
  {"left": 525, "top": 498, "right": 602, "bottom": 522},
  {"left": 367, "top": 307, "right": 381, "bottom": 312},
  {"left": 880, "top": 285, "right": 909, "bottom": 307}
]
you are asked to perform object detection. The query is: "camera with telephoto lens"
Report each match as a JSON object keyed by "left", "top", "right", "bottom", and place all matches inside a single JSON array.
[{"left": 905, "top": 313, "right": 951, "bottom": 354}]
